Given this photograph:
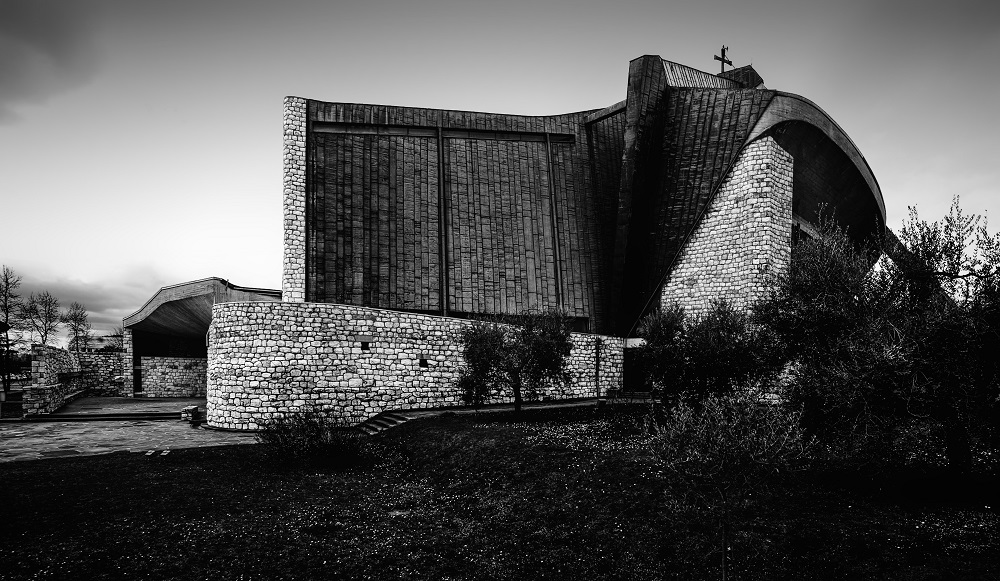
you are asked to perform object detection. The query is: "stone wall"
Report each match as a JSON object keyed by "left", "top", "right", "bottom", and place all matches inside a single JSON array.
[
  {"left": 123, "top": 328, "right": 135, "bottom": 396},
  {"left": 78, "top": 352, "right": 125, "bottom": 396},
  {"left": 659, "top": 136, "right": 793, "bottom": 317},
  {"left": 140, "top": 357, "right": 207, "bottom": 397},
  {"left": 207, "top": 302, "right": 624, "bottom": 430},
  {"left": 23, "top": 345, "right": 84, "bottom": 415},
  {"left": 22, "top": 347, "right": 128, "bottom": 415},
  {"left": 282, "top": 96, "right": 307, "bottom": 303}
]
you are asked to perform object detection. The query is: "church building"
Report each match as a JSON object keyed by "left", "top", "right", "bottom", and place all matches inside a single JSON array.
[{"left": 126, "top": 54, "right": 885, "bottom": 429}]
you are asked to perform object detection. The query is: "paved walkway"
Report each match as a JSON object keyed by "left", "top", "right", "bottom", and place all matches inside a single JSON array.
[
  {"left": 0, "top": 396, "right": 610, "bottom": 464},
  {"left": 0, "top": 397, "right": 255, "bottom": 463},
  {"left": 55, "top": 396, "right": 207, "bottom": 415}
]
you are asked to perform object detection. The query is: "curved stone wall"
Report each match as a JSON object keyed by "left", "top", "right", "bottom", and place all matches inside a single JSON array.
[{"left": 207, "top": 302, "right": 624, "bottom": 430}]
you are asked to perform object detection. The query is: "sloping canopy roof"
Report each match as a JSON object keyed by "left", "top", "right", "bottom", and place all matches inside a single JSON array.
[
  {"left": 746, "top": 91, "right": 884, "bottom": 222},
  {"left": 124, "top": 278, "right": 281, "bottom": 336}
]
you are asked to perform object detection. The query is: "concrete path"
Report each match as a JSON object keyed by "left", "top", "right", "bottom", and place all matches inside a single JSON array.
[
  {"left": 0, "top": 396, "right": 611, "bottom": 464},
  {"left": 0, "top": 397, "right": 255, "bottom": 463},
  {"left": 55, "top": 396, "right": 207, "bottom": 415}
]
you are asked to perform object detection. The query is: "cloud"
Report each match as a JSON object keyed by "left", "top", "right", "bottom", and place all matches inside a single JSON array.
[
  {"left": 15, "top": 266, "right": 171, "bottom": 332},
  {"left": 0, "top": 0, "right": 103, "bottom": 121}
]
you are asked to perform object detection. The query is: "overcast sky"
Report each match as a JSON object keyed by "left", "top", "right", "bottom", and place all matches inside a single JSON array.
[{"left": 1, "top": 0, "right": 998, "bottom": 334}]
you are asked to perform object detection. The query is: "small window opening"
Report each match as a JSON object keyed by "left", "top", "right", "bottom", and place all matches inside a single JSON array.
[
  {"left": 419, "top": 358, "right": 429, "bottom": 368},
  {"left": 361, "top": 341, "right": 370, "bottom": 351},
  {"left": 356, "top": 335, "right": 374, "bottom": 352}
]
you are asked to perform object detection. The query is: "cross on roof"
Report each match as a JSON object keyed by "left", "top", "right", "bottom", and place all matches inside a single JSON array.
[{"left": 714, "top": 45, "right": 733, "bottom": 73}]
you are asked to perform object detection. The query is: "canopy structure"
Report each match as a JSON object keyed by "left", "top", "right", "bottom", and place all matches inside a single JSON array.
[{"left": 123, "top": 278, "right": 280, "bottom": 395}]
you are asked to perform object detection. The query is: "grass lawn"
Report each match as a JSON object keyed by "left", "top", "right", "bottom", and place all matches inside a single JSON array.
[{"left": 1, "top": 405, "right": 997, "bottom": 580}]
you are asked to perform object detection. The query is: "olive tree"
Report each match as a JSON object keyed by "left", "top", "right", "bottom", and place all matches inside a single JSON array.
[
  {"left": 457, "top": 311, "right": 573, "bottom": 412},
  {"left": 756, "top": 198, "right": 1000, "bottom": 473}
]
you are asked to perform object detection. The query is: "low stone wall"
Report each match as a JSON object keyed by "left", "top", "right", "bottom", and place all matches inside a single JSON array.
[
  {"left": 122, "top": 329, "right": 135, "bottom": 397},
  {"left": 208, "top": 302, "right": 624, "bottom": 430},
  {"left": 22, "top": 381, "right": 80, "bottom": 416},
  {"left": 140, "top": 357, "right": 207, "bottom": 397},
  {"left": 23, "top": 346, "right": 84, "bottom": 415},
  {"left": 78, "top": 352, "right": 125, "bottom": 396},
  {"left": 21, "top": 346, "right": 127, "bottom": 415}
]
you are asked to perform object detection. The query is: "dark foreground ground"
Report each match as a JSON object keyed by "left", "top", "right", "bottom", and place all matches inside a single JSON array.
[{"left": 1, "top": 406, "right": 997, "bottom": 580}]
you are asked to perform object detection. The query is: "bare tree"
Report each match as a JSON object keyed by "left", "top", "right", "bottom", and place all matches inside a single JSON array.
[
  {"left": 63, "top": 302, "right": 92, "bottom": 353},
  {"left": 103, "top": 325, "right": 124, "bottom": 352},
  {"left": 20, "top": 291, "right": 61, "bottom": 347},
  {"left": 1, "top": 265, "right": 23, "bottom": 392}
]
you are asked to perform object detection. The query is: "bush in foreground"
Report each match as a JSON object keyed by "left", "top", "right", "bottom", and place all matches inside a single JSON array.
[
  {"left": 255, "top": 407, "right": 369, "bottom": 469},
  {"left": 651, "top": 392, "right": 814, "bottom": 580},
  {"left": 637, "top": 300, "right": 777, "bottom": 404}
]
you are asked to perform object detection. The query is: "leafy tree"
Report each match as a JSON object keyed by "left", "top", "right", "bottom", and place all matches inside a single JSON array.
[
  {"left": 652, "top": 392, "right": 813, "bottom": 580},
  {"left": 635, "top": 303, "right": 685, "bottom": 399},
  {"left": 756, "top": 199, "right": 1000, "bottom": 473},
  {"left": 753, "top": 219, "right": 903, "bottom": 454},
  {"left": 20, "top": 291, "right": 61, "bottom": 347},
  {"left": 457, "top": 311, "right": 573, "bottom": 412},
  {"left": 887, "top": 198, "right": 1000, "bottom": 472},
  {"left": 62, "top": 302, "right": 92, "bottom": 353},
  {"left": 1, "top": 265, "right": 24, "bottom": 392},
  {"left": 457, "top": 321, "right": 507, "bottom": 407},
  {"left": 637, "top": 300, "right": 777, "bottom": 405}
]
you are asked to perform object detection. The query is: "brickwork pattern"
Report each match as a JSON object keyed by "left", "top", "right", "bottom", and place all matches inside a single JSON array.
[
  {"left": 24, "top": 346, "right": 82, "bottom": 414},
  {"left": 30, "top": 345, "right": 78, "bottom": 386},
  {"left": 207, "top": 302, "right": 624, "bottom": 430},
  {"left": 140, "top": 357, "right": 207, "bottom": 397},
  {"left": 660, "top": 136, "right": 793, "bottom": 317},
  {"left": 77, "top": 352, "right": 124, "bottom": 396},
  {"left": 23, "top": 346, "right": 122, "bottom": 414},
  {"left": 282, "top": 96, "right": 307, "bottom": 302},
  {"left": 122, "top": 328, "right": 134, "bottom": 397}
]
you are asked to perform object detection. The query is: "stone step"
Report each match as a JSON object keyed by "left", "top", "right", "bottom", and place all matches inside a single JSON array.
[{"left": 355, "top": 410, "right": 412, "bottom": 435}]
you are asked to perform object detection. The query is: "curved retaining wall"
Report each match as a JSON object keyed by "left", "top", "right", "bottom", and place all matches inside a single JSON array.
[{"left": 207, "top": 302, "right": 624, "bottom": 430}]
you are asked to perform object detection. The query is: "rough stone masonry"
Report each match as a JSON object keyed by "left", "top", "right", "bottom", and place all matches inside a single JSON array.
[
  {"left": 208, "top": 302, "right": 623, "bottom": 429},
  {"left": 202, "top": 55, "right": 885, "bottom": 429}
]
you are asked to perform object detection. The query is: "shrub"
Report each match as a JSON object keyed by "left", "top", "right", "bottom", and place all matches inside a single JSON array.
[
  {"left": 651, "top": 392, "right": 813, "bottom": 497},
  {"left": 255, "top": 407, "right": 368, "bottom": 469},
  {"left": 457, "top": 310, "right": 573, "bottom": 412},
  {"left": 637, "top": 300, "right": 777, "bottom": 404},
  {"left": 651, "top": 392, "right": 813, "bottom": 579},
  {"left": 457, "top": 320, "right": 508, "bottom": 406}
]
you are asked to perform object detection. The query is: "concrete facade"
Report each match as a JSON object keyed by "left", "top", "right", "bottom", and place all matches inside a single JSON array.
[{"left": 190, "top": 55, "right": 885, "bottom": 429}]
